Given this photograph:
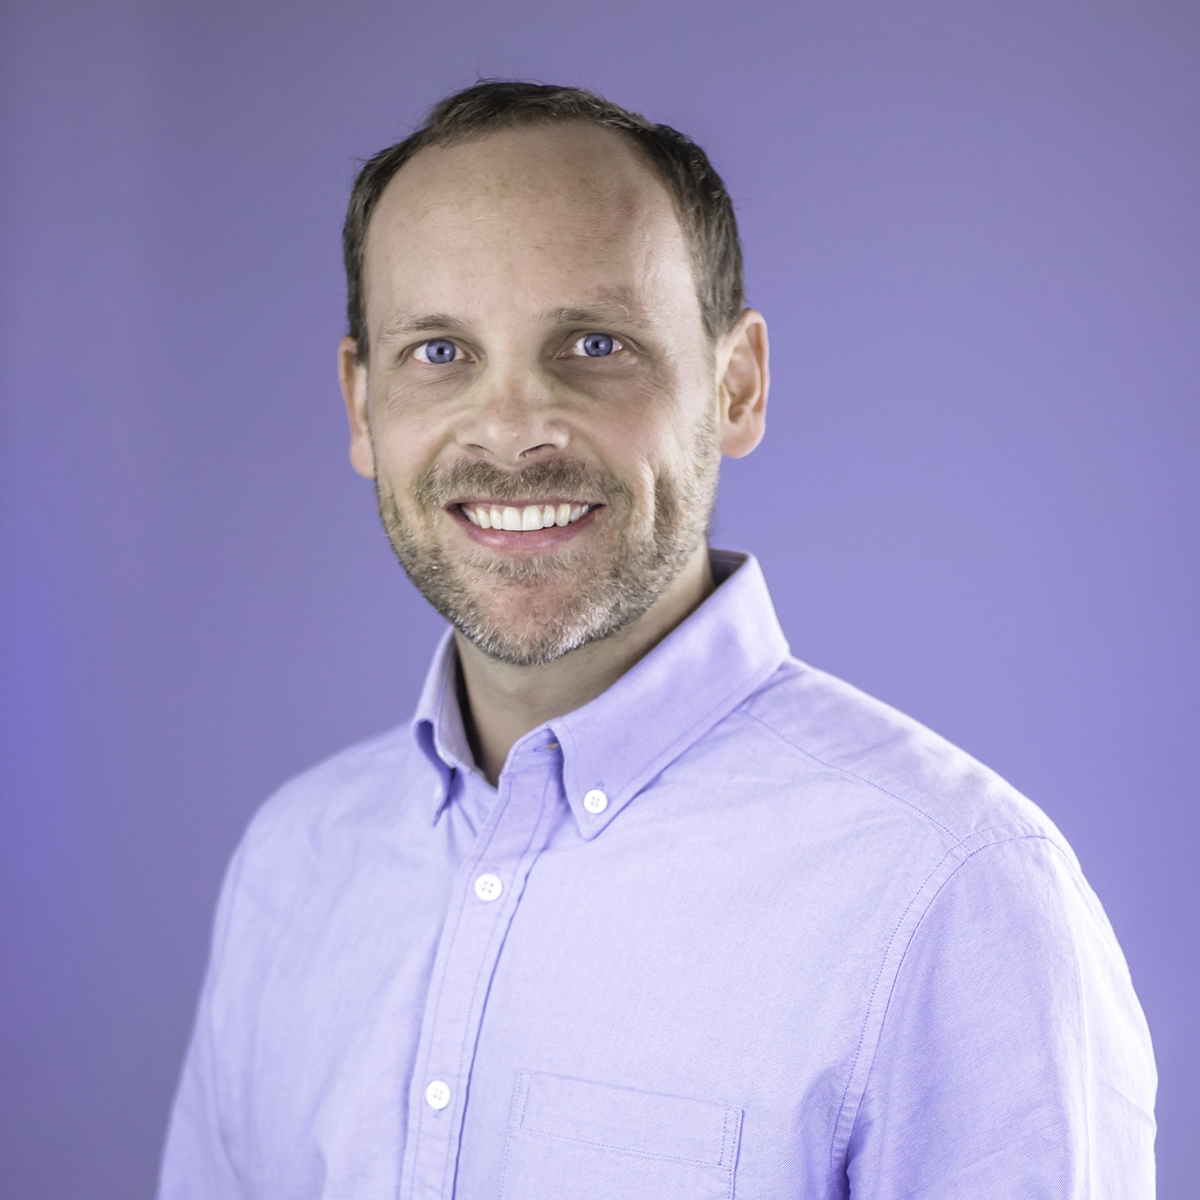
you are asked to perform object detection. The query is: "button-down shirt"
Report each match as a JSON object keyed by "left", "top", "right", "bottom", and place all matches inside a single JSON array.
[{"left": 159, "top": 551, "right": 1156, "bottom": 1199}]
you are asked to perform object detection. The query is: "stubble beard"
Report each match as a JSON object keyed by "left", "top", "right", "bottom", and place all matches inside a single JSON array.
[{"left": 374, "top": 413, "right": 720, "bottom": 667}]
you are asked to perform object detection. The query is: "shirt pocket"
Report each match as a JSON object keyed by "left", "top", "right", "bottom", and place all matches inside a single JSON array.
[{"left": 498, "top": 1071, "right": 743, "bottom": 1200}]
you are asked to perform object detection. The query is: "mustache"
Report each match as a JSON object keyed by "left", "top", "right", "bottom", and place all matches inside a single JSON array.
[{"left": 411, "top": 458, "right": 632, "bottom": 508}]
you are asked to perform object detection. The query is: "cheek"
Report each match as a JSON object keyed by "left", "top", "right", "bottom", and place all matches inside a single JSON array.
[
  {"left": 590, "top": 385, "right": 711, "bottom": 476},
  {"left": 576, "top": 372, "right": 681, "bottom": 443},
  {"left": 369, "top": 387, "right": 455, "bottom": 472}
]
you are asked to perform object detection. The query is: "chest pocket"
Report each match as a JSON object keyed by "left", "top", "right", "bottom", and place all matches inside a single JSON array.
[{"left": 499, "top": 1071, "right": 742, "bottom": 1200}]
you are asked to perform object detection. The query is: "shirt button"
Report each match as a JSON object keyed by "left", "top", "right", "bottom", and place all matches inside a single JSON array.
[
  {"left": 474, "top": 872, "right": 503, "bottom": 902},
  {"left": 583, "top": 789, "right": 608, "bottom": 814},
  {"left": 425, "top": 1080, "right": 451, "bottom": 1110}
]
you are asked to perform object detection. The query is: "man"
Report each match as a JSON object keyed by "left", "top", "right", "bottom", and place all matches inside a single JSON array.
[{"left": 160, "top": 82, "right": 1156, "bottom": 1198}]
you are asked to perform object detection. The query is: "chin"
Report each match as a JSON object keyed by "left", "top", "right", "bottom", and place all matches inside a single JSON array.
[
  {"left": 471, "top": 590, "right": 591, "bottom": 643},
  {"left": 459, "top": 621, "right": 593, "bottom": 668},
  {"left": 451, "top": 583, "right": 618, "bottom": 667}
]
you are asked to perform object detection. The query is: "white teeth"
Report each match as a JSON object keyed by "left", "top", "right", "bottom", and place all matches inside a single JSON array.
[{"left": 463, "top": 502, "right": 593, "bottom": 529}]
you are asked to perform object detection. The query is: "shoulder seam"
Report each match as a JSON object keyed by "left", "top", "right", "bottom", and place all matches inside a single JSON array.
[
  {"left": 737, "top": 707, "right": 965, "bottom": 848},
  {"left": 828, "top": 830, "right": 1068, "bottom": 1186}
]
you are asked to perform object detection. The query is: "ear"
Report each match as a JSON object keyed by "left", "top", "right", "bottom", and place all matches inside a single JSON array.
[
  {"left": 715, "top": 309, "right": 769, "bottom": 459},
  {"left": 338, "top": 336, "right": 376, "bottom": 479}
]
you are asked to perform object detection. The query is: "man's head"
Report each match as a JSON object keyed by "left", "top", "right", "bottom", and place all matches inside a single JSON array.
[
  {"left": 343, "top": 81, "right": 747, "bottom": 361},
  {"left": 338, "top": 81, "right": 768, "bottom": 667}
]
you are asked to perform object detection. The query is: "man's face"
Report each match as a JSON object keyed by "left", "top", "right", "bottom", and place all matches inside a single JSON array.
[{"left": 342, "top": 123, "right": 757, "bottom": 666}]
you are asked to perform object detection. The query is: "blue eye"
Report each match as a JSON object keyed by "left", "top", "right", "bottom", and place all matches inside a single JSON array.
[
  {"left": 419, "top": 338, "right": 457, "bottom": 364},
  {"left": 580, "top": 332, "right": 615, "bottom": 357}
]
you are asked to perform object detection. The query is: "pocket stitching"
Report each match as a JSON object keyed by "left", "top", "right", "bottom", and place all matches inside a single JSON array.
[
  {"left": 519, "top": 1071, "right": 736, "bottom": 1163},
  {"left": 720, "top": 1108, "right": 744, "bottom": 1198},
  {"left": 719, "top": 1106, "right": 745, "bottom": 1172},
  {"left": 517, "top": 1121, "right": 736, "bottom": 1169},
  {"left": 497, "top": 1070, "right": 533, "bottom": 1200},
  {"left": 503, "top": 1069, "right": 743, "bottom": 1185}
]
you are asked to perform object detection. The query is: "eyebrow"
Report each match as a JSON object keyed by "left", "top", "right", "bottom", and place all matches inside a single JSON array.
[
  {"left": 373, "top": 296, "right": 653, "bottom": 347},
  {"left": 375, "top": 313, "right": 468, "bottom": 344},
  {"left": 543, "top": 299, "right": 648, "bottom": 328}
]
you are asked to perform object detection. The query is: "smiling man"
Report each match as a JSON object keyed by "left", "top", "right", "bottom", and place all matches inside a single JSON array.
[{"left": 159, "top": 83, "right": 1156, "bottom": 1199}]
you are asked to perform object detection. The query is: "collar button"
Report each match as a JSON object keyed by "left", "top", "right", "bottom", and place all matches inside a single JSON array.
[{"left": 583, "top": 789, "right": 608, "bottom": 815}]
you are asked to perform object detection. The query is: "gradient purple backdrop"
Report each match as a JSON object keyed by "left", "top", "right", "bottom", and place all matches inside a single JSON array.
[{"left": 1, "top": 1, "right": 1196, "bottom": 1195}]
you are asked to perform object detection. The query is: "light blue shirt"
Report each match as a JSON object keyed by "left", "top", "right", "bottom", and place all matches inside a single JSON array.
[{"left": 160, "top": 551, "right": 1156, "bottom": 1198}]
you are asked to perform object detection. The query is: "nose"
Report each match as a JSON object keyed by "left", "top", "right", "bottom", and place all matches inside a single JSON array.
[{"left": 454, "top": 363, "right": 569, "bottom": 467}]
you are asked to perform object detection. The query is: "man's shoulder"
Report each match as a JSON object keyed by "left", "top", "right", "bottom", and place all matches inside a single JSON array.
[
  {"left": 729, "top": 656, "right": 1072, "bottom": 859},
  {"left": 232, "top": 724, "right": 429, "bottom": 887}
]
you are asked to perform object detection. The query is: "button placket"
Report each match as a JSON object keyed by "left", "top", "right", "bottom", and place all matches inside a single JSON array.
[{"left": 400, "top": 751, "right": 560, "bottom": 1200}]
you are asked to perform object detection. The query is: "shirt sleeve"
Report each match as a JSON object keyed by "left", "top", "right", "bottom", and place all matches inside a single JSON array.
[
  {"left": 845, "top": 834, "right": 1156, "bottom": 1199},
  {"left": 157, "top": 839, "right": 250, "bottom": 1200}
]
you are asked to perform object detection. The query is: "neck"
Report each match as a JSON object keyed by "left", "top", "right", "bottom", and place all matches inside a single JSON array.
[{"left": 454, "top": 544, "right": 715, "bottom": 785}]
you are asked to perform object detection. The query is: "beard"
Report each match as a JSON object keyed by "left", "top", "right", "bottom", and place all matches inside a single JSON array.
[{"left": 374, "top": 412, "right": 720, "bottom": 667}]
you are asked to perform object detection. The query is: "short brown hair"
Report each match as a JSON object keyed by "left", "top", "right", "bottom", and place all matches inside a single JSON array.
[{"left": 342, "top": 80, "right": 745, "bottom": 361}]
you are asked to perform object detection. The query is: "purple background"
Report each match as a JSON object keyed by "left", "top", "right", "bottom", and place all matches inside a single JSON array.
[{"left": 1, "top": 1, "right": 1196, "bottom": 1194}]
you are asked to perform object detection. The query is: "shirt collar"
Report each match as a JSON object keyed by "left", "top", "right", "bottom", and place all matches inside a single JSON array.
[
  {"left": 411, "top": 627, "right": 472, "bottom": 819},
  {"left": 411, "top": 550, "right": 790, "bottom": 836}
]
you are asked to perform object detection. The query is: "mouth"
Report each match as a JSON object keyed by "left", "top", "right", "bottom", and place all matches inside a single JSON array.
[{"left": 453, "top": 500, "right": 599, "bottom": 532}]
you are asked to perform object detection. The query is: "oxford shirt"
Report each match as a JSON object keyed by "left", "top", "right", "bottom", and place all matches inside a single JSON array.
[{"left": 160, "top": 551, "right": 1156, "bottom": 1199}]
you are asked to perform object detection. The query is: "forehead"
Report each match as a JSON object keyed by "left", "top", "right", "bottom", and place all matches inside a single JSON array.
[{"left": 363, "top": 123, "right": 698, "bottom": 325}]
